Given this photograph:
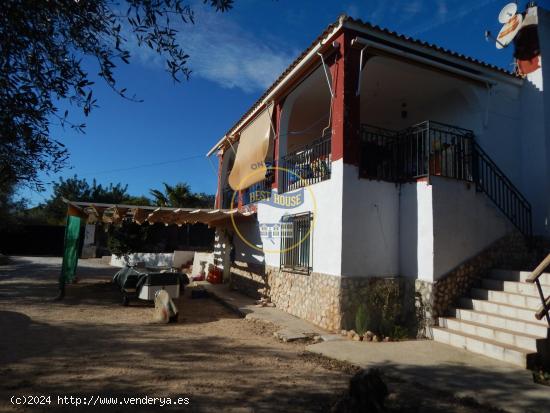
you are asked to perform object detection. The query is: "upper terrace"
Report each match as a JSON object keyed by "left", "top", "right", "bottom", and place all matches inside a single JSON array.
[{"left": 210, "top": 14, "right": 529, "bottom": 235}]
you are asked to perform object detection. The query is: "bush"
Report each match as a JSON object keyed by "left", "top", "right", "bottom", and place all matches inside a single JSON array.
[
  {"left": 355, "top": 279, "right": 405, "bottom": 338},
  {"left": 355, "top": 303, "right": 368, "bottom": 335},
  {"left": 107, "top": 220, "right": 149, "bottom": 263}
]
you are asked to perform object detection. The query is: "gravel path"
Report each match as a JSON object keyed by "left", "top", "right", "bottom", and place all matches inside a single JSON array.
[
  {"left": 0, "top": 257, "right": 348, "bottom": 412},
  {"left": 0, "top": 256, "right": 505, "bottom": 413}
]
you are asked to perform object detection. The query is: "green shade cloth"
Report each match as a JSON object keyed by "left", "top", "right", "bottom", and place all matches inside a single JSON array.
[{"left": 60, "top": 215, "right": 81, "bottom": 284}]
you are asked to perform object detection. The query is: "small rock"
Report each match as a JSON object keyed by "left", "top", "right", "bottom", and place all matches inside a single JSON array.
[
  {"left": 383, "top": 336, "right": 391, "bottom": 342},
  {"left": 347, "top": 329, "right": 357, "bottom": 339},
  {"left": 373, "top": 335, "right": 381, "bottom": 342},
  {"left": 364, "top": 331, "right": 374, "bottom": 340},
  {"left": 353, "top": 334, "right": 362, "bottom": 341},
  {"left": 341, "top": 329, "right": 347, "bottom": 336},
  {"left": 364, "top": 333, "right": 373, "bottom": 342},
  {"left": 266, "top": 302, "right": 275, "bottom": 307}
]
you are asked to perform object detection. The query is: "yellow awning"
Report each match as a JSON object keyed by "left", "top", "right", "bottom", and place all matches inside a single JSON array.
[{"left": 228, "top": 103, "right": 273, "bottom": 191}]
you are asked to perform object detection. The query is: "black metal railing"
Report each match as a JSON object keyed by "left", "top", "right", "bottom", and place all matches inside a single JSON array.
[
  {"left": 360, "top": 121, "right": 473, "bottom": 182},
  {"left": 360, "top": 120, "right": 532, "bottom": 238},
  {"left": 279, "top": 134, "right": 332, "bottom": 194},
  {"left": 473, "top": 142, "right": 532, "bottom": 238},
  {"left": 280, "top": 212, "right": 312, "bottom": 273},
  {"left": 243, "top": 175, "right": 273, "bottom": 205}
]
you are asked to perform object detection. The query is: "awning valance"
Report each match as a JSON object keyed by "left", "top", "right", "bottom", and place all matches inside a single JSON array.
[
  {"left": 228, "top": 103, "right": 274, "bottom": 191},
  {"left": 64, "top": 200, "right": 255, "bottom": 228}
]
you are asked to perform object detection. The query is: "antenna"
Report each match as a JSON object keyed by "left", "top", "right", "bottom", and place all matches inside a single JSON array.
[
  {"left": 498, "top": 2, "right": 517, "bottom": 24},
  {"left": 485, "top": 30, "right": 506, "bottom": 49},
  {"left": 493, "top": 2, "right": 523, "bottom": 49}
]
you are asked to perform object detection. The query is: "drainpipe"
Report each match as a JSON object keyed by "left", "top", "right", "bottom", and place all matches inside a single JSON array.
[{"left": 356, "top": 45, "right": 369, "bottom": 96}]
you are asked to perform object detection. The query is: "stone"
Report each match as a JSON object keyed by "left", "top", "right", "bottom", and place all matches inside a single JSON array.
[
  {"left": 334, "top": 369, "right": 388, "bottom": 412},
  {"left": 373, "top": 335, "right": 381, "bottom": 342},
  {"left": 341, "top": 329, "right": 347, "bottom": 336},
  {"left": 383, "top": 336, "right": 391, "bottom": 342},
  {"left": 347, "top": 330, "right": 357, "bottom": 339},
  {"left": 353, "top": 334, "right": 362, "bottom": 341},
  {"left": 274, "top": 329, "right": 307, "bottom": 342}
]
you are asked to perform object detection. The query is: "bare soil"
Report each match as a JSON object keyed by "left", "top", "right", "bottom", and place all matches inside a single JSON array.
[{"left": 0, "top": 257, "right": 502, "bottom": 412}]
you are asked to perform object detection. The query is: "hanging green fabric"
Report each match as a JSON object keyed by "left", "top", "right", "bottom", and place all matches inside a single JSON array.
[{"left": 60, "top": 215, "right": 82, "bottom": 285}]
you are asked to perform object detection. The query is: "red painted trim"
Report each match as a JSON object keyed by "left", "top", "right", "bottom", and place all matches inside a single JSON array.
[
  {"left": 329, "top": 29, "right": 363, "bottom": 166},
  {"left": 330, "top": 33, "right": 345, "bottom": 163},
  {"left": 215, "top": 153, "right": 223, "bottom": 208},
  {"left": 272, "top": 101, "right": 283, "bottom": 190}
]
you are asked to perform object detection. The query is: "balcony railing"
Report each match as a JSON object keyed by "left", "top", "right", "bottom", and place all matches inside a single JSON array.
[
  {"left": 360, "top": 120, "right": 532, "bottom": 238},
  {"left": 360, "top": 121, "right": 474, "bottom": 182},
  {"left": 243, "top": 174, "right": 274, "bottom": 205},
  {"left": 279, "top": 134, "right": 332, "bottom": 194}
]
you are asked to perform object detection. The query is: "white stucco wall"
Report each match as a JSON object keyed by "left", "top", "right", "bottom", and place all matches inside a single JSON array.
[
  {"left": 340, "top": 164, "right": 399, "bottom": 277},
  {"left": 260, "top": 159, "right": 344, "bottom": 275},
  {"left": 231, "top": 159, "right": 344, "bottom": 276},
  {"left": 515, "top": 6, "right": 550, "bottom": 236},
  {"left": 339, "top": 172, "right": 512, "bottom": 282},
  {"left": 399, "top": 180, "right": 434, "bottom": 281},
  {"left": 430, "top": 176, "right": 513, "bottom": 279}
]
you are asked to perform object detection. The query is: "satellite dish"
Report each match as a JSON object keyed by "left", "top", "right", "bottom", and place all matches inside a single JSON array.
[
  {"left": 496, "top": 13, "right": 523, "bottom": 49},
  {"left": 498, "top": 2, "right": 518, "bottom": 24}
]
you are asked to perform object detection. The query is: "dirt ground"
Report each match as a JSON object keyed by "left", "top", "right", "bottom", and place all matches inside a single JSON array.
[{"left": 0, "top": 257, "right": 503, "bottom": 412}]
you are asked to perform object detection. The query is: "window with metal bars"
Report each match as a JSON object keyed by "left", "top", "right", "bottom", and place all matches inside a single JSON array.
[{"left": 280, "top": 212, "right": 312, "bottom": 273}]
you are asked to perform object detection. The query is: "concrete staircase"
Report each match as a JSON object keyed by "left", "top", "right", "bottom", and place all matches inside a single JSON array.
[{"left": 433, "top": 269, "right": 550, "bottom": 368}]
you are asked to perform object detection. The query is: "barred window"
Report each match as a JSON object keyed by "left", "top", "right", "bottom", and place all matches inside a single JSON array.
[{"left": 280, "top": 212, "right": 312, "bottom": 273}]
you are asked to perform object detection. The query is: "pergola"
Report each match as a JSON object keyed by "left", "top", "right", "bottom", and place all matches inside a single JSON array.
[{"left": 64, "top": 199, "right": 255, "bottom": 228}]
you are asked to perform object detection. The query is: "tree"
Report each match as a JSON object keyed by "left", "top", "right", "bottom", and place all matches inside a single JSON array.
[
  {"left": 150, "top": 182, "right": 214, "bottom": 208},
  {"left": 0, "top": 0, "right": 233, "bottom": 190},
  {"left": 0, "top": 178, "right": 27, "bottom": 231},
  {"left": 38, "top": 175, "right": 141, "bottom": 224}
]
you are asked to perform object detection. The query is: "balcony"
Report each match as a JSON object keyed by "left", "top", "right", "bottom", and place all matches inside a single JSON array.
[
  {"left": 360, "top": 120, "right": 531, "bottom": 237},
  {"left": 279, "top": 134, "right": 332, "bottom": 194},
  {"left": 360, "top": 121, "right": 474, "bottom": 182}
]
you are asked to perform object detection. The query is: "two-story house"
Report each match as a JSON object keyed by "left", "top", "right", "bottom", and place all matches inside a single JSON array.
[{"left": 206, "top": 5, "right": 550, "bottom": 368}]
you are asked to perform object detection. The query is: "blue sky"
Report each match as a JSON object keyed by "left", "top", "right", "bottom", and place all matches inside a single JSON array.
[{"left": 20, "top": 0, "right": 549, "bottom": 205}]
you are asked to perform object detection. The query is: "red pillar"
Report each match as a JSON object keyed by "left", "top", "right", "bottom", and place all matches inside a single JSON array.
[
  {"left": 330, "top": 30, "right": 361, "bottom": 166},
  {"left": 272, "top": 100, "right": 283, "bottom": 190},
  {"left": 215, "top": 152, "right": 223, "bottom": 208}
]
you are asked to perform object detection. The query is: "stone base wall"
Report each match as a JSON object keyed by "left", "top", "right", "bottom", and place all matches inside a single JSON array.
[
  {"left": 230, "top": 262, "right": 342, "bottom": 330},
  {"left": 415, "top": 231, "right": 532, "bottom": 337},
  {"left": 230, "top": 262, "right": 419, "bottom": 333}
]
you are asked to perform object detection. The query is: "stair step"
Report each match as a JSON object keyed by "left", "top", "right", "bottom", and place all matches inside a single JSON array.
[
  {"left": 432, "top": 327, "right": 535, "bottom": 368},
  {"left": 450, "top": 308, "right": 549, "bottom": 337},
  {"left": 458, "top": 297, "right": 547, "bottom": 324},
  {"left": 490, "top": 269, "right": 550, "bottom": 285},
  {"left": 481, "top": 278, "right": 545, "bottom": 297},
  {"left": 438, "top": 317, "right": 542, "bottom": 351},
  {"left": 470, "top": 288, "right": 541, "bottom": 309}
]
